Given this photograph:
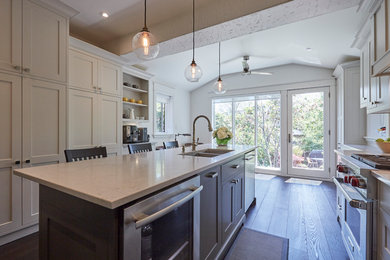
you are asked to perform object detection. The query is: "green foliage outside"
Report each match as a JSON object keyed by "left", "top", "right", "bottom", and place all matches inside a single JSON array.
[{"left": 213, "top": 92, "right": 324, "bottom": 169}]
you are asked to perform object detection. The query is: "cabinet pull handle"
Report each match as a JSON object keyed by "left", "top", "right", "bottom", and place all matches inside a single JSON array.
[
  {"left": 93, "top": 86, "right": 97, "bottom": 89},
  {"left": 231, "top": 164, "right": 240, "bottom": 169},
  {"left": 25, "top": 160, "right": 31, "bottom": 164},
  {"left": 13, "top": 65, "right": 21, "bottom": 71},
  {"left": 231, "top": 179, "right": 239, "bottom": 184},
  {"left": 98, "top": 87, "right": 102, "bottom": 90},
  {"left": 206, "top": 172, "right": 218, "bottom": 178},
  {"left": 245, "top": 156, "right": 255, "bottom": 160},
  {"left": 363, "top": 97, "right": 367, "bottom": 100},
  {"left": 23, "top": 68, "right": 30, "bottom": 73},
  {"left": 15, "top": 161, "right": 20, "bottom": 165}
]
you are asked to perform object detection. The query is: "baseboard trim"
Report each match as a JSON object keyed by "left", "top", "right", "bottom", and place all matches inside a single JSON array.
[
  {"left": 0, "top": 225, "right": 38, "bottom": 246},
  {"left": 216, "top": 214, "right": 246, "bottom": 260}
]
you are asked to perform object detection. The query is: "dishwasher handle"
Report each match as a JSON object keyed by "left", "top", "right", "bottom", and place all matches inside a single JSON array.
[
  {"left": 134, "top": 185, "right": 203, "bottom": 229},
  {"left": 332, "top": 177, "right": 367, "bottom": 210}
]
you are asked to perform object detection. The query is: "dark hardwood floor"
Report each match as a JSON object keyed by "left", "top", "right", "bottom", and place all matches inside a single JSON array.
[
  {"left": 0, "top": 232, "right": 38, "bottom": 260},
  {"left": 245, "top": 175, "right": 349, "bottom": 260},
  {"left": 0, "top": 175, "right": 348, "bottom": 260}
]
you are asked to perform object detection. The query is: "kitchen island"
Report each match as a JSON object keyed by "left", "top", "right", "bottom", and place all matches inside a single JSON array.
[{"left": 14, "top": 144, "right": 256, "bottom": 260}]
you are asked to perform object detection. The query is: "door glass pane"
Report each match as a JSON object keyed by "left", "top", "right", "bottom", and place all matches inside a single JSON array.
[
  {"left": 257, "top": 94, "right": 281, "bottom": 169},
  {"left": 291, "top": 92, "right": 324, "bottom": 170},
  {"left": 214, "top": 102, "right": 232, "bottom": 130},
  {"left": 234, "top": 100, "right": 255, "bottom": 145}
]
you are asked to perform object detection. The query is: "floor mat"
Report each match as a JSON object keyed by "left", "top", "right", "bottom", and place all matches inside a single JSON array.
[
  {"left": 285, "top": 178, "right": 322, "bottom": 185},
  {"left": 225, "top": 227, "right": 289, "bottom": 260}
]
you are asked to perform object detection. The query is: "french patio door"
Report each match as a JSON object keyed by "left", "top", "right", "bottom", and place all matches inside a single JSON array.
[{"left": 287, "top": 87, "right": 330, "bottom": 179}]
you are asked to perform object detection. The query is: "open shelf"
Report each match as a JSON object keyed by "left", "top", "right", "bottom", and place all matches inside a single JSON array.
[
  {"left": 122, "top": 118, "right": 149, "bottom": 124},
  {"left": 123, "top": 85, "right": 148, "bottom": 93},
  {"left": 123, "top": 101, "right": 148, "bottom": 107}
]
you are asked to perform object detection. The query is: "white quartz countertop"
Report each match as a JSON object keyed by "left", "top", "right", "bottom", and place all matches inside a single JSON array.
[
  {"left": 14, "top": 144, "right": 255, "bottom": 209},
  {"left": 334, "top": 144, "right": 386, "bottom": 157}
]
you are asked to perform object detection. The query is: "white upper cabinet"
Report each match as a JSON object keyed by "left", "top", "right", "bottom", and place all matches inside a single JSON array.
[
  {"left": 98, "top": 60, "right": 122, "bottom": 96},
  {"left": 69, "top": 49, "right": 98, "bottom": 91},
  {"left": 69, "top": 48, "right": 122, "bottom": 96},
  {"left": 0, "top": 73, "right": 22, "bottom": 236},
  {"left": 0, "top": 0, "right": 22, "bottom": 73},
  {"left": 22, "top": 0, "right": 67, "bottom": 83}
]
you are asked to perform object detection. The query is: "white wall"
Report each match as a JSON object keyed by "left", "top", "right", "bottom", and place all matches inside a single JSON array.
[
  {"left": 366, "top": 114, "right": 389, "bottom": 141},
  {"left": 190, "top": 63, "right": 334, "bottom": 143}
]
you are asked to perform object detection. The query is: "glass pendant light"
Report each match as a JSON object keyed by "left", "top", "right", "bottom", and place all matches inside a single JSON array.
[
  {"left": 132, "top": 0, "right": 159, "bottom": 60},
  {"left": 213, "top": 42, "right": 226, "bottom": 94},
  {"left": 184, "top": 0, "right": 202, "bottom": 82}
]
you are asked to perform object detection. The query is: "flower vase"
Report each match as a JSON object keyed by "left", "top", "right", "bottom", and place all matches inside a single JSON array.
[{"left": 216, "top": 138, "right": 229, "bottom": 146}]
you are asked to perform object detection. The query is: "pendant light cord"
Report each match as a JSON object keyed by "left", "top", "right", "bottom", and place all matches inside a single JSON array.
[
  {"left": 144, "top": 0, "right": 147, "bottom": 29},
  {"left": 218, "top": 42, "right": 221, "bottom": 78},
  {"left": 192, "top": 0, "right": 195, "bottom": 62}
]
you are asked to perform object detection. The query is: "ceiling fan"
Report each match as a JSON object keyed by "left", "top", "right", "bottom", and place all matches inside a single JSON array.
[{"left": 241, "top": 56, "right": 272, "bottom": 76}]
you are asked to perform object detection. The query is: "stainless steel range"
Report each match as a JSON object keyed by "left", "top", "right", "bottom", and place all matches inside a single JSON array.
[{"left": 334, "top": 153, "right": 377, "bottom": 260}]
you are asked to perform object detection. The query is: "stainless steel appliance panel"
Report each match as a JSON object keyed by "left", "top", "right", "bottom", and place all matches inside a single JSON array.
[
  {"left": 123, "top": 176, "right": 202, "bottom": 260},
  {"left": 244, "top": 151, "right": 255, "bottom": 212}
]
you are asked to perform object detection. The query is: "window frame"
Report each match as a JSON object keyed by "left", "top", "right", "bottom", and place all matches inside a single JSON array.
[{"left": 154, "top": 92, "right": 173, "bottom": 136}]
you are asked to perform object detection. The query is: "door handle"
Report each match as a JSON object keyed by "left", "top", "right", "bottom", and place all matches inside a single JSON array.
[
  {"left": 206, "top": 172, "right": 218, "bottom": 178},
  {"left": 288, "top": 133, "right": 291, "bottom": 143},
  {"left": 133, "top": 185, "right": 203, "bottom": 229}
]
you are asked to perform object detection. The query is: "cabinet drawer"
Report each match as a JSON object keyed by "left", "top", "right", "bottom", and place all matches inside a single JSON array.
[{"left": 222, "top": 156, "right": 244, "bottom": 183}]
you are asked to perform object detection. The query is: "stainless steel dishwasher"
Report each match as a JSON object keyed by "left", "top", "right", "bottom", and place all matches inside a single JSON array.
[
  {"left": 123, "top": 176, "right": 203, "bottom": 260},
  {"left": 245, "top": 151, "right": 256, "bottom": 212}
]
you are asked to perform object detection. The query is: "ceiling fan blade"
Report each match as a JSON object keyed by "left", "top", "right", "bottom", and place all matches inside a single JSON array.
[{"left": 250, "top": 71, "right": 273, "bottom": 75}]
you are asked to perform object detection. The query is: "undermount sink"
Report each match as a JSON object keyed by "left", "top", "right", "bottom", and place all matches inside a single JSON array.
[{"left": 180, "top": 149, "right": 234, "bottom": 157}]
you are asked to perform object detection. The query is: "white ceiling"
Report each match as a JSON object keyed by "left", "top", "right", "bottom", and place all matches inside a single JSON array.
[{"left": 138, "top": 6, "right": 364, "bottom": 91}]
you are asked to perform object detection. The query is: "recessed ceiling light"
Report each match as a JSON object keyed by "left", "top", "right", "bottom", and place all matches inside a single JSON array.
[
  {"left": 306, "top": 47, "right": 312, "bottom": 52},
  {"left": 101, "top": 12, "right": 109, "bottom": 18}
]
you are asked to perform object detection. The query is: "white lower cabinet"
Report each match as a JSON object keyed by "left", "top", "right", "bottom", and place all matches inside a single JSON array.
[
  {"left": 68, "top": 89, "right": 122, "bottom": 155},
  {"left": 0, "top": 72, "right": 66, "bottom": 240},
  {"left": 0, "top": 73, "right": 22, "bottom": 236}
]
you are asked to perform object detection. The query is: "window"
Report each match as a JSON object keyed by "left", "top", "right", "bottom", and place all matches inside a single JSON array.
[
  {"left": 154, "top": 93, "right": 173, "bottom": 134},
  {"left": 212, "top": 94, "right": 281, "bottom": 171}
]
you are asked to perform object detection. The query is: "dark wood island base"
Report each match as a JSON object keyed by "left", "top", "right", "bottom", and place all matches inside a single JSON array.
[{"left": 39, "top": 185, "right": 121, "bottom": 260}]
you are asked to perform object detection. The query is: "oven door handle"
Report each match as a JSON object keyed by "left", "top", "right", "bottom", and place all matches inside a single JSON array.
[
  {"left": 134, "top": 185, "right": 203, "bottom": 229},
  {"left": 332, "top": 177, "right": 367, "bottom": 210}
]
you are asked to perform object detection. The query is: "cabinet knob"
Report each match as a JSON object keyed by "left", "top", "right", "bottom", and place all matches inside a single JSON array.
[
  {"left": 25, "top": 159, "right": 31, "bottom": 164},
  {"left": 13, "top": 65, "right": 21, "bottom": 71},
  {"left": 23, "top": 68, "right": 30, "bottom": 73},
  {"left": 15, "top": 161, "right": 20, "bottom": 165},
  {"left": 93, "top": 86, "right": 97, "bottom": 89}
]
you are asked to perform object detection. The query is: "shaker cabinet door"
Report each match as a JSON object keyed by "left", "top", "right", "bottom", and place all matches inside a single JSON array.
[
  {"left": 69, "top": 49, "right": 98, "bottom": 92},
  {"left": 98, "top": 60, "right": 122, "bottom": 96},
  {"left": 68, "top": 89, "right": 99, "bottom": 149},
  {"left": 98, "top": 95, "right": 122, "bottom": 155},
  {"left": 0, "top": 73, "right": 22, "bottom": 235},
  {"left": 221, "top": 180, "right": 235, "bottom": 243},
  {"left": 200, "top": 167, "right": 221, "bottom": 260},
  {"left": 0, "top": 0, "right": 22, "bottom": 73},
  {"left": 22, "top": 0, "right": 67, "bottom": 82}
]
